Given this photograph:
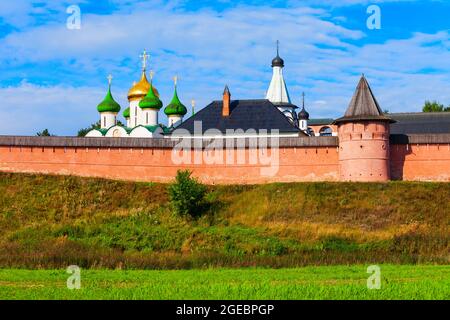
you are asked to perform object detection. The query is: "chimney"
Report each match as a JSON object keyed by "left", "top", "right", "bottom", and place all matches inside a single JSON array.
[{"left": 222, "top": 85, "right": 231, "bottom": 117}]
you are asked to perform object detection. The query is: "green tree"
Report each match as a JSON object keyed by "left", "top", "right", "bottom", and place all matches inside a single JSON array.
[
  {"left": 78, "top": 121, "right": 100, "bottom": 137},
  {"left": 168, "top": 170, "right": 207, "bottom": 217},
  {"left": 78, "top": 120, "right": 126, "bottom": 137},
  {"left": 423, "top": 101, "right": 445, "bottom": 112},
  {"left": 36, "top": 129, "right": 54, "bottom": 136}
]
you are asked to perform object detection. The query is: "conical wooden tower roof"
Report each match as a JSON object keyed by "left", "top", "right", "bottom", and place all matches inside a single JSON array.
[{"left": 334, "top": 75, "right": 394, "bottom": 124}]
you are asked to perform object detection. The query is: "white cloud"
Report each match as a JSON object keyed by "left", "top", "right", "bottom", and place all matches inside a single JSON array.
[{"left": 0, "top": 2, "right": 449, "bottom": 135}]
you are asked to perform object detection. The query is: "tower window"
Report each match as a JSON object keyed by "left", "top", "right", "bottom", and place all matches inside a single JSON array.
[
  {"left": 146, "top": 112, "right": 149, "bottom": 124},
  {"left": 103, "top": 117, "right": 106, "bottom": 127}
]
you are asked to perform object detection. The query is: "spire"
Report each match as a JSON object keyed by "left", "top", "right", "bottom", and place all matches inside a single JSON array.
[
  {"left": 266, "top": 41, "right": 291, "bottom": 104},
  {"left": 302, "top": 92, "right": 305, "bottom": 108},
  {"left": 333, "top": 75, "right": 393, "bottom": 124},
  {"left": 191, "top": 99, "right": 196, "bottom": 116},
  {"left": 298, "top": 92, "right": 309, "bottom": 120},
  {"left": 271, "top": 40, "right": 285, "bottom": 68}
]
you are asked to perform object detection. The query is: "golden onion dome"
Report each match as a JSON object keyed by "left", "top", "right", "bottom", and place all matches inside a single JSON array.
[{"left": 127, "top": 71, "right": 159, "bottom": 101}]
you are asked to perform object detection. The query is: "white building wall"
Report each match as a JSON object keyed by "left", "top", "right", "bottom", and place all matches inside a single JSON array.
[
  {"left": 100, "top": 112, "right": 117, "bottom": 129},
  {"left": 142, "top": 109, "right": 159, "bottom": 126},
  {"left": 168, "top": 115, "right": 183, "bottom": 127},
  {"left": 299, "top": 119, "right": 308, "bottom": 131},
  {"left": 266, "top": 66, "right": 291, "bottom": 105},
  {"left": 129, "top": 100, "right": 141, "bottom": 128},
  {"left": 105, "top": 126, "right": 129, "bottom": 138}
]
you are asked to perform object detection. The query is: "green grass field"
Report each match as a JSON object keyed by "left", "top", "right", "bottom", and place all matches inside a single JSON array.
[
  {"left": 0, "top": 173, "right": 449, "bottom": 269},
  {"left": 0, "top": 265, "right": 449, "bottom": 300}
]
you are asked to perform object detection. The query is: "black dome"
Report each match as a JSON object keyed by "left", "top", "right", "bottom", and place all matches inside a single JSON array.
[
  {"left": 272, "top": 54, "right": 284, "bottom": 68},
  {"left": 298, "top": 107, "right": 310, "bottom": 120}
]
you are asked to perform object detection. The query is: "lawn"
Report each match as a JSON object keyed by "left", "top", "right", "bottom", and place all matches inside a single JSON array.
[{"left": 0, "top": 265, "right": 448, "bottom": 300}]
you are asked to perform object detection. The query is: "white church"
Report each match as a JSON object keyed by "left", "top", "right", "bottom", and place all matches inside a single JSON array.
[{"left": 86, "top": 45, "right": 311, "bottom": 138}]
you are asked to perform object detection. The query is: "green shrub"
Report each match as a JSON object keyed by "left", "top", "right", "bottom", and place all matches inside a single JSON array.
[{"left": 168, "top": 170, "right": 207, "bottom": 217}]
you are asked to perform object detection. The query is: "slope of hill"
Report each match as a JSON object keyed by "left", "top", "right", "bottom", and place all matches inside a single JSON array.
[{"left": 0, "top": 173, "right": 448, "bottom": 269}]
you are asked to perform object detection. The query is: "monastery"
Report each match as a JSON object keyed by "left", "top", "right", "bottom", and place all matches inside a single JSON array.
[{"left": 1, "top": 48, "right": 450, "bottom": 183}]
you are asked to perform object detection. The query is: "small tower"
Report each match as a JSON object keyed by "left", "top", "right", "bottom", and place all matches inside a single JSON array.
[
  {"left": 97, "top": 74, "right": 121, "bottom": 129},
  {"left": 298, "top": 92, "right": 310, "bottom": 132},
  {"left": 334, "top": 75, "right": 395, "bottom": 182},
  {"left": 123, "top": 107, "right": 130, "bottom": 127},
  {"left": 139, "top": 71, "right": 163, "bottom": 126},
  {"left": 164, "top": 76, "right": 187, "bottom": 127},
  {"left": 266, "top": 41, "right": 296, "bottom": 120}
]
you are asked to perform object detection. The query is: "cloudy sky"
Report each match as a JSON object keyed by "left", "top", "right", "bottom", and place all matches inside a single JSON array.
[{"left": 0, "top": 0, "right": 449, "bottom": 135}]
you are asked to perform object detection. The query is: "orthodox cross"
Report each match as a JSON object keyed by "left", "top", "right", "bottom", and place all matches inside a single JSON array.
[
  {"left": 140, "top": 49, "right": 150, "bottom": 71},
  {"left": 107, "top": 74, "right": 113, "bottom": 86}
]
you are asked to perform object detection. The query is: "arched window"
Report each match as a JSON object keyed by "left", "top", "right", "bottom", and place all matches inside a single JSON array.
[
  {"left": 320, "top": 126, "right": 333, "bottom": 136},
  {"left": 307, "top": 128, "right": 315, "bottom": 136}
]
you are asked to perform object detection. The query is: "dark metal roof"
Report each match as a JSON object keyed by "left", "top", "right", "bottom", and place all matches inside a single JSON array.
[
  {"left": 334, "top": 76, "right": 393, "bottom": 124},
  {"left": 298, "top": 107, "right": 310, "bottom": 120},
  {"left": 308, "top": 118, "right": 334, "bottom": 126},
  {"left": 174, "top": 99, "right": 302, "bottom": 134},
  {"left": 389, "top": 112, "right": 450, "bottom": 134},
  {"left": 272, "top": 55, "right": 284, "bottom": 68}
]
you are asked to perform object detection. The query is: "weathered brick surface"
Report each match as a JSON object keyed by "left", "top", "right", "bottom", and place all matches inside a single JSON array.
[{"left": 0, "top": 135, "right": 449, "bottom": 183}]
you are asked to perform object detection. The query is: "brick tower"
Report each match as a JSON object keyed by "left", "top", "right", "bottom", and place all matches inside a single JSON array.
[{"left": 334, "top": 75, "right": 395, "bottom": 182}]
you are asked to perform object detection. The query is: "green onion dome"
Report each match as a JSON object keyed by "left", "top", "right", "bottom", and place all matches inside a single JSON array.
[
  {"left": 97, "top": 85, "right": 121, "bottom": 113},
  {"left": 139, "top": 83, "right": 163, "bottom": 110},
  {"left": 123, "top": 107, "right": 130, "bottom": 119},
  {"left": 164, "top": 86, "right": 187, "bottom": 116}
]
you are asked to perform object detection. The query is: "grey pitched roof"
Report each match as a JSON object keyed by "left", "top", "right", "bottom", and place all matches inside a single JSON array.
[
  {"left": 308, "top": 118, "right": 334, "bottom": 126},
  {"left": 389, "top": 112, "right": 450, "bottom": 134},
  {"left": 174, "top": 99, "right": 302, "bottom": 134},
  {"left": 334, "top": 76, "right": 393, "bottom": 124}
]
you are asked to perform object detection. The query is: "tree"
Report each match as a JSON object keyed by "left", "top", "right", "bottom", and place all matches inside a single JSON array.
[
  {"left": 78, "top": 121, "right": 101, "bottom": 137},
  {"left": 77, "top": 120, "right": 126, "bottom": 137},
  {"left": 423, "top": 101, "right": 446, "bottom": 113},
  {"left": 168, "top": 170, "right": 207, "bottom": 217},
  {"left": 36, "top": 129, "right": 54, "bottom": 136}
]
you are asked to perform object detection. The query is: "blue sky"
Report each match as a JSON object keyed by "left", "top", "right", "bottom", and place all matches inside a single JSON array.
[{"left": 0, "top": 0, "right": 449, "bottom": 135}]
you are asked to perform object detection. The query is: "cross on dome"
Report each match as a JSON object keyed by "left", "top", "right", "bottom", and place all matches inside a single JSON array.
[
  {"left": 140, "top": 49, "right": 150, "bottom": 71},
  {"left": 107, "top": 74, "right": 113, "bottom": 86}
]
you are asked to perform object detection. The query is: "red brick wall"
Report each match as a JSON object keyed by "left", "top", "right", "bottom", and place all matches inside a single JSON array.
[
  {"left": 2, "top": 143, "right": 449, "bottom": 183},
  {"left": 0, "top": 145, "right": 340, "bottom": 184},
  {"left": 390, "top": 143, "right": 450, "bottom": 181}
]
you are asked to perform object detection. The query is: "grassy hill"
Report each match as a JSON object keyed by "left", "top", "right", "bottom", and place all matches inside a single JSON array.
[{"left": 0, "top": 172, "right": 448, "bottom": 269}]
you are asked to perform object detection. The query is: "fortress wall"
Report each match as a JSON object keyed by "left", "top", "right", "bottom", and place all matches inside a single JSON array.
[
  {"left": 2, "top": 135, "right": 450, "bottom": 183},
  {"left": 390, "top": 144, "right": 450, "bottom": 182},
  {"left": 0, "top": 136, "right": 340, "bottom": 184},
  {"left": 390, "top": 134, "right": 450, "bottom": 182}
]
